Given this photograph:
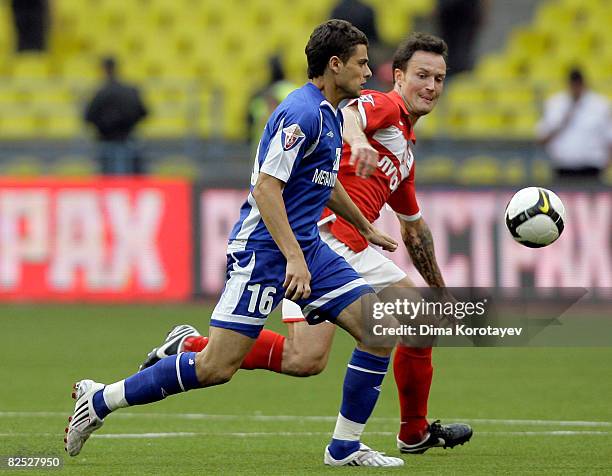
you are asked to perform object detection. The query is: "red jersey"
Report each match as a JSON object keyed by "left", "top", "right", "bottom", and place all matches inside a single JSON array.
[{"left": 322, "top": 89, "right": 421, "bottom": 252}]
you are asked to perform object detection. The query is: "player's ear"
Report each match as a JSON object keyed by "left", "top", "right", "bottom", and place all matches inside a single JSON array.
[
  {"left": 328, "top": 56, "right": 342, "bottom": 74},
  {"left": 393, "top": 68, "right": 404, "bottom": 86}
]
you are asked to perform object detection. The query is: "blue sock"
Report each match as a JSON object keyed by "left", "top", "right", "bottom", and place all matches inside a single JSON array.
[
  {"left": 328, "top": 348, "right": 389, "bottom": 460},
  {"left": 92, "top": 352, "right": 200, "bottom": 419}
]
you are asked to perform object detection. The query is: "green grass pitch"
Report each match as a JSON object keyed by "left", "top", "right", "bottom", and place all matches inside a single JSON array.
[{"left": 1, "top": 303, "right": 611, "bottom": 475}]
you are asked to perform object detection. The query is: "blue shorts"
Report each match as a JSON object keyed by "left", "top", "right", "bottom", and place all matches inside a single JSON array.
[{"left": 210, "top": 238, "right": 373, "bottom": 338}]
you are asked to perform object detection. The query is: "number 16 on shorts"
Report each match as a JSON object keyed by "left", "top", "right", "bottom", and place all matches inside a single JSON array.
[{"left": 247, "top": 284, "right": 277, "bottom": 315}]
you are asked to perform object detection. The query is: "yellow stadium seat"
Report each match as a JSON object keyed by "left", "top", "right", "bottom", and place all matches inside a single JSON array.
[
  {"left": 415, "top": 156, "right": 454, "bottom": 183},
  {"left": 54, "top": 155, "right": 97, "bottom": 177},
  {"left": 1, "top": 157, "right": 44, "bottom": 177},
  {"left": 476, "top": 55, "right": 519, "bottom": 81},
  {"left": 535, "top": 2, "right": 576, "bottom": 34},
  {"left": 457, "top": 156, "right": 503, "bottom": 185},
  {"left": 492, "top": 83, "right": 535, "bottom": 108},
  {"left": 141, "top": 110, "right": 192, "bottom": 138},
  {"left": 447, "top": 81, "right": 490, "bottom": 107},
  {"left": 413, "top": 111, "right": 440, "bottom": 139},
  {"left": 377, "top": 4, "right": 412, "bottom": 45},
  {"left": 150, "top": 155, "right": 200, "bottom": 179},
  {"left": 0, "top": 113, "right": 40, "bottom": 139},
  {"left": 504, "top": 158, "right": 528, "bottom": 185},
  {"left": 532, "top": 159, "right": 553, "bottom": 184},
  {"left": 43, "top": 113, "right": 82, "bottom": 139},
  {"left": 9, "top": 54, "right": 53, "bottom": 79},
  {"left": 529, "top": 58, "right": 568, "bottom": 83},
  {"left": 507, "top": 28, "right": 551, "bottom": 59}
]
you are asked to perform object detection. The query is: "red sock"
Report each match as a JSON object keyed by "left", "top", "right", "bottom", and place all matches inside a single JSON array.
[
  {"left": 394, "top": 345, "right": 433, "bottom": 444},
  {"left": 183, "top": 335, "right": 208, "bottom": 353},
  {"left": 182, "top": 330, "right": 285, "bottom": 373}
]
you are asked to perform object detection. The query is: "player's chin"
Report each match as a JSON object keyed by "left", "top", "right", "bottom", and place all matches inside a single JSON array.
[
  {"left": 416, "top": 103, "right": 435, "bottom": 115},
  {"left": 353, "top": 83, "right": 366, "bottom": 96}
]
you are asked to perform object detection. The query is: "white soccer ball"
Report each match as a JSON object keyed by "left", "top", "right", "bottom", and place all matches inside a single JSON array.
[{"left": 505, "top": 187, "right": 566, "bottom": 248}]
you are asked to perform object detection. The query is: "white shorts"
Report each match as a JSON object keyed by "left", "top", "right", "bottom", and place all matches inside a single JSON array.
[{"left": 282, "top": 228, "right": 407, "bottom": 322}]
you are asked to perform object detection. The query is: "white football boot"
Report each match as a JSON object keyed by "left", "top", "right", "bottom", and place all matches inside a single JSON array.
[
  {"left": 139, "top": 324, "right": 201, "bottom": 370},
  {"left": 64, "top": 379, "right": 105, "bottom": 456},
  {"left": 324, "top": 443, "right": 405, "bottom": 467}
]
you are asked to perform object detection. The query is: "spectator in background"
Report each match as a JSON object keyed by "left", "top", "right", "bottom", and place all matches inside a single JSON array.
[
  {"left": 11, "top": 0, "right": 50, "bottom": 51},
  {"left": 537, "top": 68, "right": 612, "bottom": 183},
  {"left": 330, "top": 0, "right": 386, "bottom": 74},
  {"left": 247, "top": 55, "right": 296, "bottom": 148},
  {"left": 435, "top": 0, "right": 486, "bottom": 77},
  {"left": 330, "top": 0, "right": 379, "bottom": 47},
  {"left": 84, "top": 57, "right": 148, "bottom": 175}
]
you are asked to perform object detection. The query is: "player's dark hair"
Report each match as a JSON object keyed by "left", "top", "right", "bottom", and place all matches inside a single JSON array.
[
  {"left": 305, "top": 19, "right": 368, "bottom": 79},
  {"left": 392, "top": 33, "right": 448, "bottom": 77}
]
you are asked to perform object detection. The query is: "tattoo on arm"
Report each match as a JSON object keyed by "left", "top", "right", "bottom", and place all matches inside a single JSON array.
[{"left": 402, "top": 219, "right": 445, "bottom": 287}]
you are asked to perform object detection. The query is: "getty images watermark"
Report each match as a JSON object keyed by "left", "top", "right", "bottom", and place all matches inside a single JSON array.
[
  {"left": 369, "top": 297, "right": 524, "bottom": 338},
  {"left": 359, "top": 287, "right": 612, "bottom": 347}
]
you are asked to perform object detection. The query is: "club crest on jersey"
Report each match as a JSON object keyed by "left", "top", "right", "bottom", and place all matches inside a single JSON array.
[{"left": 282, "top": 123, "right": 305, "bottom": 150}]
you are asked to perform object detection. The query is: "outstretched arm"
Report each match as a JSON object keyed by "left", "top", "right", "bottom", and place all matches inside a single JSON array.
[{"left": 327, "top": 180, "right": 397, "bottom": 252}]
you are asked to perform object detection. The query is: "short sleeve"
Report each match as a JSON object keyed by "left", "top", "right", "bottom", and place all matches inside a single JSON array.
[
  {"left": 259, "top": 108, "right": 320, "bottom": 183},
  {"left": 349, "top": 92, "right": 399, "bottom": 136},
  {"left": 387, "top": 164, "right": 421, "bottom": 221}
]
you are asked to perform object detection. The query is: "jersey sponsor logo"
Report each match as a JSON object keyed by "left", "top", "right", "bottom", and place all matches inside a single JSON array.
[
  {"left": 359, "top": 94, "right": 375, "bottom": 106},
  {"left": 282, "top": 123, "right": 305, "bottom": 150},
  {"left": 377, "top": 156, "right": 400, "bottom": 191},
  {"left": 326, "top": 130, "right": 334, "bottom": 138},
  {"left": 312, "top": 168, "right": 337, "bottom": 187},
  {"left": 334, "top": 148, "right": 341, "bottom": 171}
]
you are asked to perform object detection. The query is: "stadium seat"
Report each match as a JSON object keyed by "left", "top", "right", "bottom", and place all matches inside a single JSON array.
[
  {"left": 8, "top": 0, "right": 612, "bottom": 142},
  {"left": 1, "top": 156, "right": 45, "bottom": 177},
  {"left": 435, "top": 0, "right": 612, "bottom": 142},
  {"left": 150, "top": 154, "right": 200, "bottom": 179},
  {"left": 54, "top": 155, "right": 97, "bottom": 177},
  {"left": 415, "top": 155, "right": 454, "bottom": 183},
  {"left": 0, "top": 0, "right": 439, "bottom": 139},
  {"left": 457, "top": 156, "right": 503, "bottom": 185}
]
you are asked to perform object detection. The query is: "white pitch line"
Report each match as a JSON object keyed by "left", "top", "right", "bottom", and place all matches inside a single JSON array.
[
  {"left": 448, "top": 418, "right": 612, "bottom": 428},
  {"left": 0, "top": 411, "right": 610, "bottom": 428},
  {"left": 0, "top": 430, "right": 610, "bottom": 439},
  {"left": 91, "top": 430, "right": 612, "bottom": 438}
]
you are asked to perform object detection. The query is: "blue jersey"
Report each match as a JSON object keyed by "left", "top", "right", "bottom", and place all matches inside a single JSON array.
[{"left": 228, "top": 82, "right": 343, "bottom": 250}]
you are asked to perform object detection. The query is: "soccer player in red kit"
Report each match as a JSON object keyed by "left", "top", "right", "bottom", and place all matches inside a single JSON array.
[{"left": 141, "top": 33, "right": 472, "bottom": 454}]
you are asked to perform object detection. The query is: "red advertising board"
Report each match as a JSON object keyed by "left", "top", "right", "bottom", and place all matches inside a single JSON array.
[
  {"left": 0, "top": 178, "right": 192, "bottom": 301},
  {"left": 199, "top": 189, "right": 611, "bottom": 298}
]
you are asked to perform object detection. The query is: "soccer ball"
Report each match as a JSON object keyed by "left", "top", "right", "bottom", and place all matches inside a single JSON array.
[{"left": 505, "top": 187, "right": 566, "bottom": 248}]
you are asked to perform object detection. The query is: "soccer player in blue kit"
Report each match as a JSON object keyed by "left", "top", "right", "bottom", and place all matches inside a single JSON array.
[{"left": 65, "top": 20, "right": 405, "bottom": 467}]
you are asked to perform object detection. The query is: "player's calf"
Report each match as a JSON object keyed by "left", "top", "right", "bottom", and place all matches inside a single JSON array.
[{"left": 281, "top": 321, "right": 335, "bottom": 377}]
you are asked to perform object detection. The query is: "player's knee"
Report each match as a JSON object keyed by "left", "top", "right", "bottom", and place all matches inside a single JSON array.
[
  {"left": 305, "top": 358, "right": 327, "bottom": 376},
  {"left": 197, "top": 364, "right": 237, "bottom": 386},
  {"left": 195, "top": 351, "right": 239, "bottom": 386}
]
